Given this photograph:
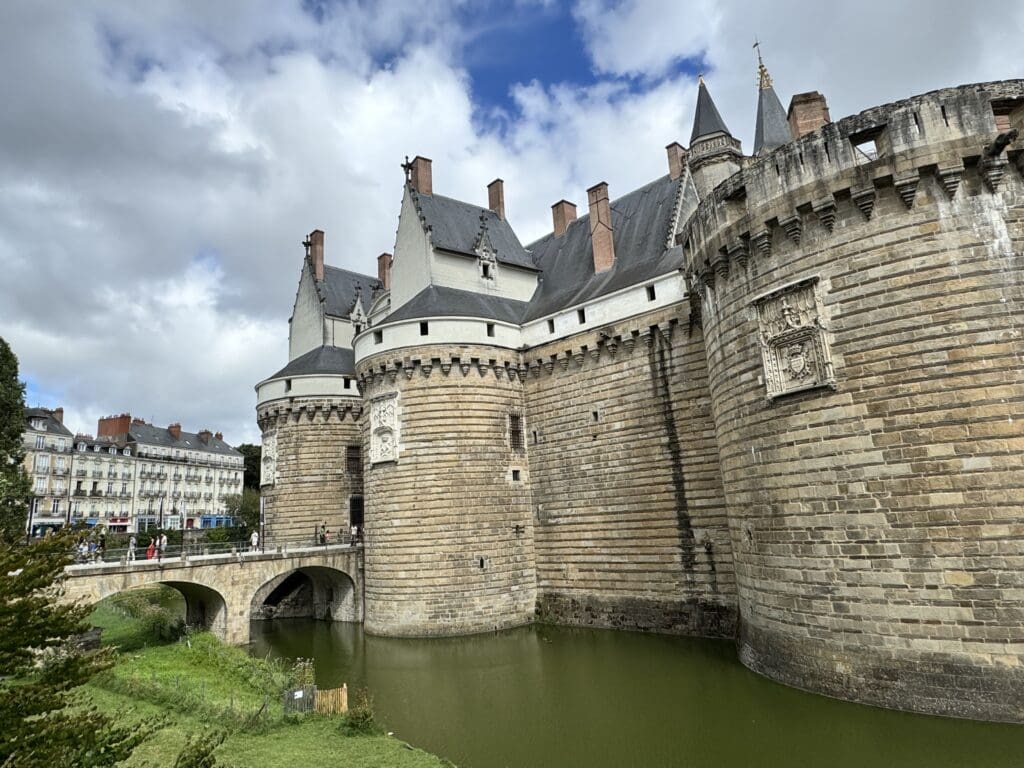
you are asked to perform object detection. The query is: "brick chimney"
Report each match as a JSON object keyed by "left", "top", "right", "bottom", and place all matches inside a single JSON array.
[
  {"left": 487, "top": 179, "right": 505, "bottom": 220},
  {"left": 787, "top": 92, "right": 831, "bottom": 139},
  {"left": 587, "top": 182, "right": 615, "bottom": 273},
  {"left": 132, "top": 417, "right": 146, "bottom": 425},
  {"left": 307, "top": 229, "right": 325, "bottom": 282},
  {"left": 168, "top": 423, "right": 182, "bottom": 440},
  {"left": 552, "top": 200, "right": 577, "bottom": 238},
  {"left": 198, "top": 429, "right": 212, "bottom": 445},
  {"left": 409, "top": 156, "right": 432, "bottom": 195},
  {"left": 53, "top": 407, "right": 64, "bottom": 424},
  {"left": 377, "top": 252, "right": 392, "bottom": 290},
  {"left": 666, "top": 142, "right": 687, "bottom": 180},
  {"left": 214, "top": 431, "right": 223, "bottom": 441},
  {"left": 98, "top": 413, "right": 131, "bottom": 439}
]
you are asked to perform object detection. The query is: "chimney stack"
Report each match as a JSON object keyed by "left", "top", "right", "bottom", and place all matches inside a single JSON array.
[
  {"left": 377, "top": 252, "right": 392, "bottom": 290},
  {"left": 307, "top": 229, "right": 325, "bottom": 282},
  {"left": 98, "top": 413, "right": 131, "bottom": 439},
  {"left": 214, "top": 431, "right": 223, "bottom": 441},
  {"left": 587, "top": 182, "right": 615, "bottom": 273},
  {"left": 487, "top": 179, "right": 505, "bottom": 220},
  {"left": 53, "top": 407, "right": 64, "bottom": 424},
  {"left": 198, "top": 429, "right": 212, "bottom": 445},
  {"left": 787, "top": 92, "right": 831, "bottom": 139},
  {"left": 168, "top": 423, "right": 182, "bottom": 440},
  {"left": 409, "top": 156, "right": 432, "bottom": 195},
  {"left": 551, "top": 200, "right": 577, "bottom": 238},
  {"left": 666, "top": 142, "right": 687, "bottom": 180}
]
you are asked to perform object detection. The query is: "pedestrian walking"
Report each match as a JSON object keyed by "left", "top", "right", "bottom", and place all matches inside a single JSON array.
[
  {"left": 350, "top": 523, "right": 358, "bottom": 544},
  {"left": 157, "top": 531, "right": 168, "bottom": 561},
  {"left": 146, "top": 537, "right": 156, "bottom": 560},
  {"left": 318, "top": 523, "right": 327, "bottom": 546},
  {"left": 249, "top": 529, "right": 259, "bottom": 552},
  {"left": 127, "top": 534, "right": 137, "bottom": 562}
]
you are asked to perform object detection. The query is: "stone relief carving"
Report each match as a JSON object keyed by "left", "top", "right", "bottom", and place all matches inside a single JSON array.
[
  {"left": 261, "top": 431, "right": 278, "bottom": 486},
  {"left": 753, "top": 278, "right": 835, "bottom": 401},
  {"left": 370, "top": 393, "right": 399, "bottom": 463}
]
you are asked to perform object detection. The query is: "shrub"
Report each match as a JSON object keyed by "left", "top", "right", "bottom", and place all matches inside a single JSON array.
[
  {"left": 173, "top": 728, "right": 227, "bottom": 768},
  {"left": 338, "top": 688, "right": 382, "bottom": 736}
]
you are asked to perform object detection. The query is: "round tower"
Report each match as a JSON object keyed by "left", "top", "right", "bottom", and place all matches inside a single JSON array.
[
  {"left": 355, "top": 335, "right": 537, "bottom": 637},
  {"left": 685, "top": 80, "right": 1024, "bottom": 721}
]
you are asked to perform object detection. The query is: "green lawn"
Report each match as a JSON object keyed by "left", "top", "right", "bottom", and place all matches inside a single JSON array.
[{"left": 82, "top": 588, "right": 452, "bottom": 767}]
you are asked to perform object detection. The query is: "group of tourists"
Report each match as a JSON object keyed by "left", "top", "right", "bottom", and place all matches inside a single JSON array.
[
  {"left": 126, "top": 531, "right": 168, "bottom": 562},
  {"left": 316, "top": 522, "right": 361, "bottom": 546},
  {"left": 74, "top": 533, "right": 106, "bottom": 563}
]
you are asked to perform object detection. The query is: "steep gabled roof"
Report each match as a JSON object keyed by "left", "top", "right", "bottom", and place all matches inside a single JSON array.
[
  {"left": 384, "top": 285, "right": 528, "bottom": 325},
  {"left": 127, "top": 423, "right": 240, "bottom": 457},
  {"left": 322, "top": 266, "right": 382, "bottom": 318},
  {"left": 412, "top": 190, "right": 536, "bottom": 270},
  {"left": 691, "top": 78, "right": 732, "bottom": 142},
  {"left": 523, "top": 174, "right": 686, "bottom": 321},
  {"left": 267, "top": 345, "right": 355, "bottom": 379}
]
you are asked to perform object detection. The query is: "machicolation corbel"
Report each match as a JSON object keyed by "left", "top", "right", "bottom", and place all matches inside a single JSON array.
[
  {"left": 727, "top": 240, "right": 749, "bottom": 271},
  {"left": 979, "top": 128, "right": 1017, "bottom": 193},
  {"left": 779, "top": 214, "right": 802, "bottom": 245},
  {"left": 894, "top": 171, "right": 920, "bottom": 208},
  {"left": 751, "top": 228, "right": 771, "bottom": 258},
  {"left": 937, "top": 163, "right": 964, "bottom": 200},
  {"left": 812, "top": 198, "right": 837, "bottom": 233},
  {"left": 851, "top": 186, "right": 876, "bottom": 221}
]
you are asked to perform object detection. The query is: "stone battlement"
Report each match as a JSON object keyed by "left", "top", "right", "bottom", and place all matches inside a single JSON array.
[{"left": 683, "top": 80, "right": 1024, "bottom": 286}]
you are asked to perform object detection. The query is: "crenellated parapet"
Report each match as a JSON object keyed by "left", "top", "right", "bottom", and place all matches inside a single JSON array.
[
  {"left": 683, "top": 80, "right": 1024, "bottom": 290},
  {"left": 256, "top": 396, "right": 363, "bottom": 434}
]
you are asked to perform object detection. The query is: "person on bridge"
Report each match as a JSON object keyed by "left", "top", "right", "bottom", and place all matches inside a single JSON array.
[
  {"left": 157, "top": 532, "right": 168, "bottom": 561},
  {"left": 146, "top": 537, "right": 156, "bottom": 560},
  {"left": 127, "top": 534, "right": 137, "bottom": 562},
  {"left": 249, "top": 529, "right": 259, "bottom": 552}
]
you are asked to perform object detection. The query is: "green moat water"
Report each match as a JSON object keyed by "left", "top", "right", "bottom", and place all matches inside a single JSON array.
[{"left": 250, "top": 620, "right": 1024, "bottom": 768}]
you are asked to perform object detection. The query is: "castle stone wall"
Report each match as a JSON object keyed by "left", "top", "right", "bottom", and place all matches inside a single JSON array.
[
  {"left": 686, "top": 81, "right": 1024, "bottom": 721},
  {"left": 257, "top": 396, "right": 363, "bottom": 543},
  {"left": 525, "top": 305, "right": 737, "bottom": 637},
  {"left": 357, "top": 345, "right": 537, "bottom": 636}
]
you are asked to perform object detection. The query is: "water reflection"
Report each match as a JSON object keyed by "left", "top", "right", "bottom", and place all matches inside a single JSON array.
[{"left": 251, "top": 620, "right": 1024, "bottom": 768}]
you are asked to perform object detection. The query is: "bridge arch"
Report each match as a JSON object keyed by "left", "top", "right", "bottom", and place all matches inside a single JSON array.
[
  {"left": 250, "top": 565, "right": 360, "bottom": 623},
  {"left": 82, "top": 579, "right": 230, "bottom": 639}
]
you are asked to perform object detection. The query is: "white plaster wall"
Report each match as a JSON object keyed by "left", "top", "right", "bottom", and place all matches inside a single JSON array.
[
  {"left": 288, "top": 264, "right": 324, "bottom": 361},
  {"left": 256, "top": 374, "right": 358, "bottom": 408},
  {"left": 390, "top": 189, "right": 434, "bottom": 310},
  {"left": 354, "top": 318, "right": 522, "bottom": 359},
  {"left": 520, "top": 271, "right": 687, "bottom": 346},
  {"left": 325, "top": 317, "right": 356, "bottom": 348},
  {"left": 431, "top": 251, "right": 538, "bottom": 302}
]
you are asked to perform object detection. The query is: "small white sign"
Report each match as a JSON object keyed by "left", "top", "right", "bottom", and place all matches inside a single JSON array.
[{"left": 293, "top": 690, "right": 304, "bottom": 700}]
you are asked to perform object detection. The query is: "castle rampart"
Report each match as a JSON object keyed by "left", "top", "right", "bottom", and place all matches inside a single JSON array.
[{"left": 684, "top": 80, "right": 1024, "bottom": 720}]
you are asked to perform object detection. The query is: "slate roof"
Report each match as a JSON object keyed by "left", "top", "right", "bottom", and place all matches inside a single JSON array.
[
  {"left": 322, "top": 266, "right": 382, "bottom": 318},
  {"left": 267, "top": 345, "right": 356, "bottom": 379},
  {"left": 25, "top": 408, "right": 73, "bottom": 437},
  {"left": 127, "top": 422, "right": 241, "bottom": 457},
  {"left": 691, "top": 79, "right": 732, "bottom": 142},
  {"left": 412, "top": 191, "right": 536, "bottom": 270},
  {"left": 754, "top": 84, "right": 792, "bottom": 155},
  {"left": 384, "top": 285, "right": 529, "bottom": 324},
  {"left": 523, "top": 174, "right": 686, "bottom": 321}
]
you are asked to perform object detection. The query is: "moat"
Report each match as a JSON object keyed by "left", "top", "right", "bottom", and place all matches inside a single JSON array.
[{"left": 250, "top": 620, "right": 1024, "bottom": 768}]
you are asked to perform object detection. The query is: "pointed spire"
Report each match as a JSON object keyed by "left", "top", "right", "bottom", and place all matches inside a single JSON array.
[
  {"left": 690, "top": 75, "right": 732, "bottom": 144},
  {"left": 752, "top": 47, "right": 791, "bottom": 155}
]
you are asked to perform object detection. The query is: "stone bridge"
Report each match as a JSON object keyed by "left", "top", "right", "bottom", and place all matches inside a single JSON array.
[{"left": 62, "top": 544, "right": 363, "bottom": 644}]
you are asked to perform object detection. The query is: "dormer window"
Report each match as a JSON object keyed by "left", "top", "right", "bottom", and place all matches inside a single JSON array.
[
  {"left": 108, "top": 447, "right": 116, "bottom": 455},
  {"left": 31, "top": 418, "right": 45, "bottom": 430},
  {"left": 78, "top": 443, "right": 86, "bottom": 452}
]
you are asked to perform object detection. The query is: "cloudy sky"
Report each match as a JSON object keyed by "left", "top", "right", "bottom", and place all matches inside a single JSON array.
[{"left": 1, "top": 0, "right": 1019, "bottom": 444}]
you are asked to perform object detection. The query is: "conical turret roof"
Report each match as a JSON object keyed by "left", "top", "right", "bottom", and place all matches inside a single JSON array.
[
  {"left": 690, "top": 76, "right": 732, "bottom": 143},
  {"left": 753, "top": 58, "right": 791, "bottom": 155}
]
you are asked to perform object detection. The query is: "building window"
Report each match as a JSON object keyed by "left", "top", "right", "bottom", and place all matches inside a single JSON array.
[
  {"left": 344, "top": 377, "right": 351, "bottom": 390},
  {"left": 35, "top": 478, "right": 46, "bottom": 494},
  {"left": 646, "top": 285, "right": 656, "bottom": 301},
  {"left": 420, "top": 321, "right": 429, "bottom": 336},
  {"left": 346, "top": 445, "right": 362, "bottom": 475},
  {"left": 512, "top": 469, "right": 521, "bottom": 482},
  {"left": 349, "top": 496, "right": 364, "bottom": 528},
  {"left": 78, "top": 443, "right": 85, "bottom": 452},
  {"left": 509, "top": 414, "right": 524, "bottom": 450},
  {"left": 354, "top": 323, "right": 362, "bottom": 334},
  {"left": 547, "top": 319, "right": 555, "bottom": 334},
  {"left": 285, "top": 379, "right": 292, "bottom": 392},
  {"left": 486, "top": 323, "right": 495, "bottom": 338},
  {"left": 374, "top": 330, "right": 383, "bottom": 344},
  {"left": 37, "top": 455, "right": 49, "bottom": 471},
  {"left": 577, "top": 308, "right": 586, "bottom": 324},
  {"left": 35, "top": 435, "right": 44, "bottom": 449},
  {"left": 124, "top": 448, "right": 131, "bottom": 457},
  {"left": 31, "top": 418, "right": 44, "bottom": 430},
  {"left": 58, "top": 438, "right": 66, "bottom": 451}
]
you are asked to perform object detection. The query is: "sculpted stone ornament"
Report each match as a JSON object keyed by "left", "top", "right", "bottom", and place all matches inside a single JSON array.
[
  {"left": 261, "top": 432, "right": 278, "bottom": 486},
  {"left": 370, "top": 393, "right": 399, "bottom": 463},
  {"left": 754, "top": 277, "right": 835, "bottom": 401}
]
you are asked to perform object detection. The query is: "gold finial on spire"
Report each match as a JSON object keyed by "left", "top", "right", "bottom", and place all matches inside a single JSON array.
[{"left": 753, "top": 39, "right": 772, "bottom": 90}]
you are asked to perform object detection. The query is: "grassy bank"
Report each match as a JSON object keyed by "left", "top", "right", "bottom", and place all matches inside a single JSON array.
[{"left": 82, "top": 587, "right": 451, "bottom": 767}]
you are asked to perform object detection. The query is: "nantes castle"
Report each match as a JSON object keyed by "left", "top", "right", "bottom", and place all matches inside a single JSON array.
[{"left": 255, "top": 69, "right": 1024, "bottom": 723}]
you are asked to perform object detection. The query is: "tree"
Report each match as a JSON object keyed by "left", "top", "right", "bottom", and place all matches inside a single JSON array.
[
  {"left": 223, "top": 487, "right": 260, "bottom": 532},
  {"left": 0, "top": 337, "right": 31, "bottom": 544},
  {"left": 235, "top": 443, "right": 261, "bottom": 491},
  {"left": 0, "top": 532, "right": 153, "bottom": 766}
]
